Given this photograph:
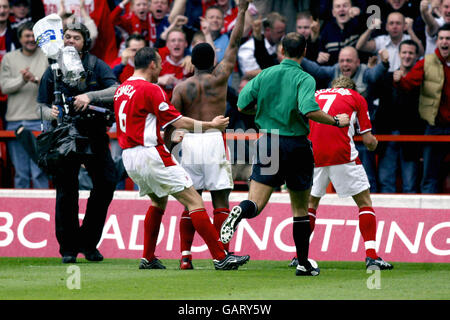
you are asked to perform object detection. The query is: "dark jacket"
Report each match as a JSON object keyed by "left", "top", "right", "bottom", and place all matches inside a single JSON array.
[
  {"left": 374, "top": 70, "right": 426, "bottom": 160},
  {"left": 37, "top": 53, "right": 118, "bottom": 135}
]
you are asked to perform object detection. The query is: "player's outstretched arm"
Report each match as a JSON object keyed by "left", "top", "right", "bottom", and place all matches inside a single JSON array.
[
  {"left": 172, "top": 115, "right": 229, "bottom": 132},
  {"left": 213, "top": 0, "right": 250, "bottom": 80}
]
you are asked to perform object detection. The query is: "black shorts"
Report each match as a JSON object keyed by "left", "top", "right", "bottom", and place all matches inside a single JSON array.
[{"left": 250, "top": 134, "right": 314, "bottom": 191}]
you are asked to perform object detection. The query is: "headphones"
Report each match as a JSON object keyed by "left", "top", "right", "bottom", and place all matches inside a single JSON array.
[{"left": 64, "top": 22, "right": 92, "bottom": 53}]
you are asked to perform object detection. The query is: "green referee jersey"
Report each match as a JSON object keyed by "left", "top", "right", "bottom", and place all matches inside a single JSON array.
[{"left": 237, "top": 59, "right": 320, "bottom": 136}]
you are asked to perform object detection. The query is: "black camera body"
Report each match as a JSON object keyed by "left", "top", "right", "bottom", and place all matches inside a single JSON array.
[
  {"left": 65, "top": 97, "right": 116, "bottom": 128},
  {"left": 36, "top": 60, "right": 115, "bottom": 175}
]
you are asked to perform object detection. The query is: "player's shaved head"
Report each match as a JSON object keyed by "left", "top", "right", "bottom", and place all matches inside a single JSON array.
[{"left": 191, "top": 42, "right": 215, "bottom": 71}]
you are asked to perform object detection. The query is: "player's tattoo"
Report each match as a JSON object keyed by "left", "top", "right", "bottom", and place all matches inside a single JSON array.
[
  {"left": 213, "top": 63, "right": 229, "bottom": 82},
  {"left": 186, "top": 82, "right": 198, "bottom": 102},
  {"left": 202, "top": 79, "right": 216, "bottom": 97}
]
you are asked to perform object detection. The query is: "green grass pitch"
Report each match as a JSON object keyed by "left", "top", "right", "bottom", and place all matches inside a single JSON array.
[{"left": 0, "top": 257, "right": 449, "bottom": 300}]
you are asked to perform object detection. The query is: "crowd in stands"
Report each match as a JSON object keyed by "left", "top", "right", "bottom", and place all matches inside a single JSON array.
[{"left": 0, "top": 0, "right": 449, "bottom": 194}]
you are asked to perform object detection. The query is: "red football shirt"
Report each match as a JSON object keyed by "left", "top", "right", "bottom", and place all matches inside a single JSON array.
[
  {"left": 114, "top": 77, "right": 182, "bottom": 165},
  {"left": 309, "top": 88, "right": 372, "bottom": 167}
]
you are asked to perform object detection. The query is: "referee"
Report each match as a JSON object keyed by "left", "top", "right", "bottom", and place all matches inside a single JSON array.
[{"left": 220, "top": 32, "right": 350, "bottom": 276}]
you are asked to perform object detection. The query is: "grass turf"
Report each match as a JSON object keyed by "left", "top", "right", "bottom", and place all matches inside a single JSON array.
[{"left": 0, "top": 257, "right": 449, "bottom": 300}]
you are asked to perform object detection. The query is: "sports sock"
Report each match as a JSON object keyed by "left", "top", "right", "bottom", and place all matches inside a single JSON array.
[
  {"left": 239, "top": 200, "right": 259, "bottom": 219},
  {"left": 293, "top": 216, "right": 312, "bottom": 268},
  {"left": 213, "top": 208, "right": 230, "bottom": 251},
  {"left": 292, "top": 209, "right": 316, "bottom": 261},
  {"left": 179, "top": 210, "right": 195, "bottom": 260},
  {"left": 142, "top": 206, "right": 164, "bottom": 261},
  {"left": 189, "top": 208, "right": 226, "bottom": 261},
  {"left": 308, "top": 208, "right": 317, "bottom": 232},
  {"left": 359, "top": 207, "right": 378, "bottom": 259}
]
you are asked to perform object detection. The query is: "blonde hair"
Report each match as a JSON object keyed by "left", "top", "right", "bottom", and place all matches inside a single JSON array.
[{"left": 331, "top": 75, "right": 356, "bottom": 90}]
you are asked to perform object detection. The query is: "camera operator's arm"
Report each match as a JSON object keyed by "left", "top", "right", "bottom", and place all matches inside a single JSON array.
[
  {"left": 36, "top": 103, "right": 59, "bottom": 121},
  {"left": 73, "top": 55, "right": 119, "bottom": 111},
  {"left": 73, "top": 84, "right": 119, "bottom": 111}
]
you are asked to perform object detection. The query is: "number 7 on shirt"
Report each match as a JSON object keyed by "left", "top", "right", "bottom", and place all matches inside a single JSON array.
[{"left": 318, "top": 94, "right": 337, "bottom": 114}]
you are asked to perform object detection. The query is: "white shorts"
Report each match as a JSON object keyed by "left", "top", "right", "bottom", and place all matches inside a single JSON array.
[
  {"left": 180, "top": 131, "right": 233, "bottom": 191},
  {"left": 311, "top": 162, "right": 370, "bottom": 198},
  {"left": 122, "top": 145, "right": 193, "bottom": 198}
]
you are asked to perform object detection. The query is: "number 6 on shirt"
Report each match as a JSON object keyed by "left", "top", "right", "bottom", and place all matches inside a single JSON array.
[{"left": 118, "top": 100, "right": 127, "bottom": 132}]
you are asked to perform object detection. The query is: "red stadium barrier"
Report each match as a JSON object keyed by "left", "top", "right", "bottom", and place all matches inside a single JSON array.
[
  {"left": 0, "top": 130, "right": 450, "bottom": 142},
  {"left": 1, "top": 130, "right": 449, "bottom": 192}
]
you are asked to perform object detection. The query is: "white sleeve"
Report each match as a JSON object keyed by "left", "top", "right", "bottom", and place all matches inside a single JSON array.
[
  {"left": 373, "top": 35, "right": 384, "bottom": 53},
  {"left": 237, "top": 39, "right": 261, "bottom": 74}
]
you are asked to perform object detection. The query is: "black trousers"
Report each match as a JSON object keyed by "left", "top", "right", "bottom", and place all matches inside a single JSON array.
[{"left": 53, "top": 134, "right": 118, "bottom": 256}]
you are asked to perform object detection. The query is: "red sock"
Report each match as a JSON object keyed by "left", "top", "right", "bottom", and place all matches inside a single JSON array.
[
  {"left": 213, "top": 208, "right": 230, "bottom": 252},
  {"left": 359, "top": 207, "right": 378, "bottom": 259},
  {"left": 308, "top": 208, "right": 317, "bottom": 232},
  {"left": 189, "top": 208, "right": 226, "bottom": 261},
  {"left": 142, "top": 206, "right": 164, "bottom": 261},
  {"left": 179, "top": 210, "right": 195, "bottom": 260}
]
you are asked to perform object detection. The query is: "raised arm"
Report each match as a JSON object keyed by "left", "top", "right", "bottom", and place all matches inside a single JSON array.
[
  {"left": 420, "top": 0, "right": 441, "bottom": 37},
  {"left": 213, "top": 0, "right": 250, "bottom": 80},
  {"left": 405, "top": 17, "right": 425, "bottom": 57},
  {"left": 355, "top": 18, "right": 380, "bottom": 53},
  {"left": 300, "top": 57, "right": 335, "bottom": 82},
  {"left": 168, "top": 0, "right": 187, "bottom": 24}
]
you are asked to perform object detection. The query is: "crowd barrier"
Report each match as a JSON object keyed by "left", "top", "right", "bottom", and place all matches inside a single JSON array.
[
  {"left": 0, "top": 190, "right": 449, "bottom": 263},
  {"left": 1, "top": 130, "right": 450, "bottom": 142},
  {"left": 1, "top": 130, "right": 449, "bottom": 191}
]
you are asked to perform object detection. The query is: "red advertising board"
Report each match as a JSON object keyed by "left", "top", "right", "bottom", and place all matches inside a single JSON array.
[{"left": 0, "top": 190, "right": 449, "bottom": 263}]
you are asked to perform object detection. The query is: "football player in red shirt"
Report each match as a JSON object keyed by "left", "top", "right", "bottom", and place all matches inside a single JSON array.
[
  {"left": 113, "top": 46, "right": 250, "bottom": 270},
  {"left": 290, "top": 76, "right": 394, "bottom": 271}
]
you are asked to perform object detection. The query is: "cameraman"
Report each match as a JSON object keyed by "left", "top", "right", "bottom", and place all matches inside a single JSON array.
[{"left": 36, "top": 23, "right": 119, "bottom": 264}]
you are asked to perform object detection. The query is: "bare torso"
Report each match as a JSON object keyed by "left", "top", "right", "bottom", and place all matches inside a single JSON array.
[{"left": 173, "top": 70, "right": 228, "bottom": 121}]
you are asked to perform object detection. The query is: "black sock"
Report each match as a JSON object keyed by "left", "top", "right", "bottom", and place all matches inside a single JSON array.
[
  {"left": 239, "top": 200, "right": 259, "bottom": 219},
  {"left": 293, "top": 216, "right": 312, "bottom": 268}
]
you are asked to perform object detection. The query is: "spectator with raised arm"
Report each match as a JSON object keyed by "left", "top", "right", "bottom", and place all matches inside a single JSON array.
[
  {"left": 375, "top": 40, "right": 425, "bottom": 193},
  {"left": 111, "top": 0, "right": 181, "bottom": 47},
  {"left": 112, "top": 33, "right": 147, "bottom": 83},
  {"left": 203, "top": 5, "right": 230, "bottom": 63},
  {"left": 317, "top": 0, "right": 366, "bottom": 66},
  {"left": 157, "top": 28, "right": 192, "bottom": 101},
  {"left": 394, "top": 24, "right": 450, "bottom": 193},
  {"left": 356, "top": 12, "right": 424, "bottom": 71},
  {"left": 238, "top": 11, "right": 286, "bottom": 78},
  {"left": 295, "top": 11, "right": 322, "bottom": 63},
  {"left": 58, "top": 0, "right": 98, "bottom": 47},
  {"left": 421, "top": 0, "right": 450, "bottom": 54},
  {"left": 301, "top": 46, "right": 390, "bottom": 99},
  {"left": 42, "top": 0, "right": 118, "bottom": 66}
]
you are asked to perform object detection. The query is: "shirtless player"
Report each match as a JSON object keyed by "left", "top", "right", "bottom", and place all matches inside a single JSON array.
[{"left": 167, "top": 0, "right": 251, "bottom": 269}]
